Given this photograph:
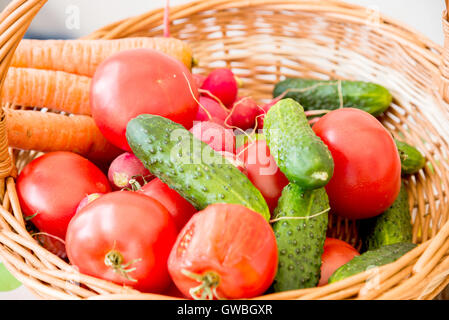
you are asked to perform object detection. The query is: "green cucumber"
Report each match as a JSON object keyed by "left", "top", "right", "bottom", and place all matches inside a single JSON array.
[
  {"left": 359, "top": 183, "right": 412, "bottom": 251},
  {"left": 395, "top": 139, "right": 426, "bottom": 175},
  {"left": 272, "top": 183, "right": 329, "bottom": 291},
  {"left": 264, "top": 98, "right": 334, "bottom": 190},
  {"left": 126, "top": 114, "right": 270, "bottom": 220},
  {"left": 273, "top": 78, "right": 392, "bottom": 116},
  {"left": 328, "top": 242, "right": 416, "bottom": 283}
]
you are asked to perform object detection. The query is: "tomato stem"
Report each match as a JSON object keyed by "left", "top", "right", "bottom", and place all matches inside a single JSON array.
[
  {"left": 104, "top": 250, "right": 141, "bottom": 282},
  {"left": 181, "top": 269, "right": 222, "bottom": 300}
]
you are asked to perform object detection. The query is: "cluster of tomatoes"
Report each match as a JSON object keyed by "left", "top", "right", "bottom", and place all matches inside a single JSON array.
[{"left": 16, "top": 48, "right": 401, "bottom": 299}]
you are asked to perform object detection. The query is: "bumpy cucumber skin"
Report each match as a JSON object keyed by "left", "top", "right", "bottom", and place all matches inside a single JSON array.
[
  {"left": 273, "top": 78, "right": 392, "bottom": 116},
  {"left": 264, "top": 98, "right": 334, "bottom": 190},
  {"left": 395, "top": 139, "right": 426, "bottom": 175},
  {"left": 328, "top": 242, "right": 416, "bottom": 284},
  {"left": 359, "top": 183, "right": 412, "bottom": 251},
  {"left": 126, "top": 114, "right": 270, "bottom": 220},
  {"left": 272, "top": 183, "right": 329, "bottom": 291}
]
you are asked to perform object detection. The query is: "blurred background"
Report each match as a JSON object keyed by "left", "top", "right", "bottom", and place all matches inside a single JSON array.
[{"left": 0, "top": 0, "right": 445, "bottom": 45}]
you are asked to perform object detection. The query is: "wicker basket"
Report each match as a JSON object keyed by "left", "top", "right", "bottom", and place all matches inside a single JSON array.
[{"left": 0, "top": 0, "right": 449, "bottom": 300}]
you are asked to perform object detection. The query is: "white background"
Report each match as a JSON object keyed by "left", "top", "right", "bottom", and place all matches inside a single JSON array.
[{"left": 0, "top": 0, "right": 445, "bottom": 300}]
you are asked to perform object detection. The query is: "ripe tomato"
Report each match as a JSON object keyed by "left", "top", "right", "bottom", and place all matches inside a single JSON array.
[
  {"left": 319, "top": 238, "right": 360, "bottom": 286},
  {"left": 17, "top": 152, "right": 111, "bottom": 239},
  {"left": 138, "top": 178, "right": 197, "bottom": 231},
  {"left": 313, "top": 108, "right": 401, "bottom": 219},
  {"left": 168, "top": 203, "right": 278, "bottom": 299},
  {"left": 237, "top": 139, "right": 288, "bottom": 213},
  {"left": 66, "top": 191, "right": 177, "bottom": 293},
  {"left": 91, "top": 48, "right": 199, "bottom": 151}
]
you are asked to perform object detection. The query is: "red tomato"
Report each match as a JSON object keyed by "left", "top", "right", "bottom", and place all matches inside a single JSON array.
[
  {"left": 17, "top": 152, "right": 111, "bottom": 239},
  {"left": 313, "top": 108, "right": 401, "bottom": 219},
  {"left": 237, "top": 139, "right": 289, "bottom": 213},
  {"left": 319, "top": 238, "right": 360, "bottom": 286},
  {"left": 138, "top": 178, "right": 197, "bottom": 231},
  {"left": 91, "top": 48, "right": 199, "bottom": 151},
  {"left": 75, "top": 193, "right": 104, "bottom": 214},
  {"left": 66, "top": 191, "right": 177, "bottom": 293},
  {"left": 168, "top": 203, "right": 278, "bottom": 299}
]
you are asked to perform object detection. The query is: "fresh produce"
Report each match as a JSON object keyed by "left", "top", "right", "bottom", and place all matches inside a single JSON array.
[
  {"left": 66, "top": 191, "right": 178, "bottom": 293},
  {"left": 318, "top": 238, "right": 360, "bottom": 286},
  {"left": 195, "top": 96, "right": 231, "bottom": 126},
  {"left": 75, "top": 193, "right": 103, "bottom": 214},
  {"left": 328, "top": 242, "right": 417, "bottom": 283},
  {"left": 193, "top": 74, "right": 206, "bottom": 88},
  {"left": 235, "top": 132, "right": 265, "bottom": 150},
  {"left": 395, "top": 139, "right": 426, "bottom": 175},
  {"left": 313, "top": 108, "right": 401, "bottom": 219},
  {"left": 11, "top": 37, "right": 194, "bottom": 76},
  {"left": 229, "top": 96, "right": 262, "bottom": 130},
  {"left": 17, "top": 152, "right": 111, "bottom": 239},
  {"left": 272, "top": 184, "right": 329, "bottom": 291},
  {"left": 359, "top": 183, "right": 412, "bottom": 251},
  {"left": 108, "top": 152, "right": 152, "bottom": 190},
  {"left": 1, "top": 67, "right": 91, "bottom": 115},
  {"left": 126, "top": 114, "right": 270, "bottom": 220},
  {"left": 217, "top": 151, "right": 247, "bottom": 174},
  {"left": 138, "top": 178, "right": 197, "bottom": 231},
  {"left": 6, "top": 109, "right": 122, "bottom": 163},
  {"left": 167, "top": 203, "right": 277, "bottom": 299},
  {"left": 90, "top": 48, "right": 199, "bottom": 151},
  {"left": 201, "top": 68, "right": 238, "bottom": 107},
  {"left": 273, "top": 78, "right": 392, "bottom": 116},
  {"left": 264, "top": 98, "right": 334, "bottom": 190},
  {"left": 237, "top": 139, "right": 288, "bottom": 212},
  {"left": 189, "top": 121, "right": 235, "bottom": 153}
]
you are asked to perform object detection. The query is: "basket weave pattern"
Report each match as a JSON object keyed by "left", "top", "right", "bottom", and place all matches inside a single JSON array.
[{"left": 0, "top": 0, "right": 449, "bottom": 300}]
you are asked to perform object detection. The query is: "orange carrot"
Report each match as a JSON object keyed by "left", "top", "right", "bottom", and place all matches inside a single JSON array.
[
  {"left": 5, "top": 108, "right": 121, "bottom": 163},
  {"left": 1, "top": 67, "right": 91, "bottom": 115},
  {"left": 11, "top": 37, "right": 193, "bottom": 77}
]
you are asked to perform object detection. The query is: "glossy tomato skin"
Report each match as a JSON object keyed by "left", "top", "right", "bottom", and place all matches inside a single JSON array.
[
  {"left": 168, "top": 203, "right": 278, "bottom": 299},
  {"left": 66, "top": 191, "right": 177, "bottom": 293},
  {"left": 313, "top": 108, "right": 401, "bottom": 219},
  {"left": 138, "top": 178, "right": 197, "bottom": 231},
  {"left": 91, "top": 49, "right": 199, "bottom": 151},
  {"left": 17, "top": 152, "right": 111, "bottom": 239},
  {"left": 237, "top": 140, "right": 289, "bottom": 213},
  {"left": 319, "top": 238, "right": 360, "bottom": 286}
]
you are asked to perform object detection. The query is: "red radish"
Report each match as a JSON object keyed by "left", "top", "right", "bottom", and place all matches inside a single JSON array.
[
  {"left": 218, "top": 151, "right": 247, "bottom": 175},
  {"left": 201, "top": 68, "right": 238, "bottom": 107},
  {"left": 195, "top": 96, "right": 231, "bottom": 126},
  {"left": 229, "top": 96, "right": 263, "bottom": 130},
  {"left": 193, "top": 74, "right": 206, "bottom": 89},
  {"left": 237, "top": 139, "right": 289, "bottom": 213},
  {"left": 138, "top": 178, "right": 196, "bottom": 231},
  {"left": 75, "top": 193, "right": 104, "bottom": 214},
  {"left": 190, "top": 121, "right": 235, "bottom": 153},
  {"left": 108, "top": 152, "right": 152, "bottom": 190},
  {"left": 35, "top": 234, "right": 67, "bottom": 260}
]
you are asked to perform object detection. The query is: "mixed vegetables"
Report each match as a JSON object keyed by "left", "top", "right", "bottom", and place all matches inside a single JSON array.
[{"left": 14, "top": 37, "right": 426, "bottom": 299}]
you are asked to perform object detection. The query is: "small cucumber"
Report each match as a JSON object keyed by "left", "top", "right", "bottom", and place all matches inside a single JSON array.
[
  {"left": 272, "top": 183, "right": 329, "bottom": 291},
  {"left": 395, "top": 139, "right": 426, "bottom": 175},
  {"left": 126, "top": 114, "right": 270, "bottom": 220},
  {"left": 328, "top": 242, "right": 416, "bottom": 283},
  {"left": 359, "top": 183, "right": 412, "bottom": 251},
  {"left": 264, "top": 98, "right": 334, "bottom": 190},
  {"left": 273, "top": 78, "right": 392, "bottom": 116}
]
